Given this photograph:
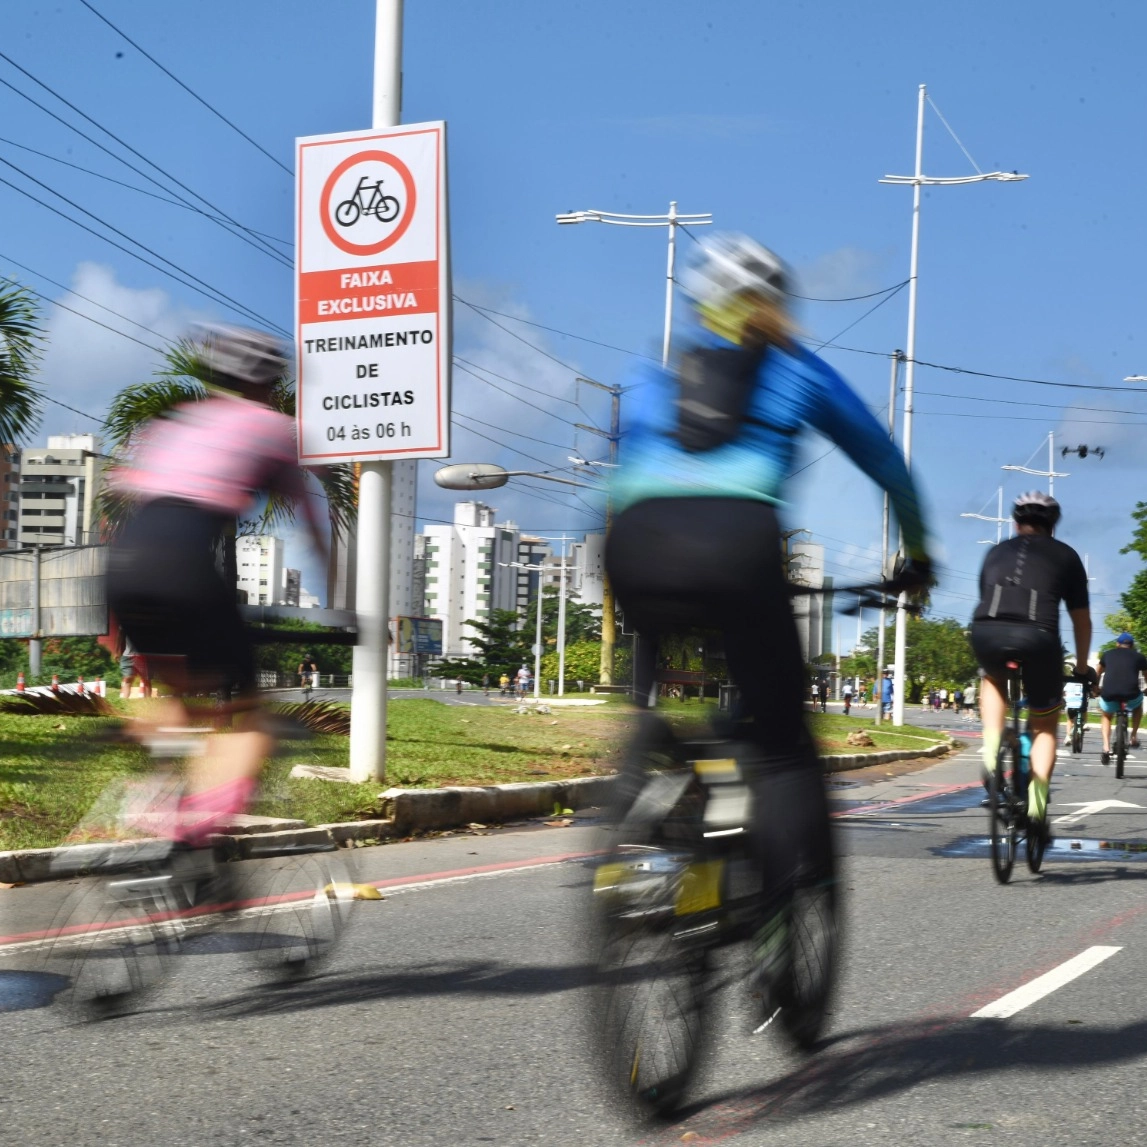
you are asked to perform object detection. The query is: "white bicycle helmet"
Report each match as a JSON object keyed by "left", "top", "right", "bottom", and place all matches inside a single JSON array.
[
  {"left": 194, "top": 323, "right": 287, "bottom": 388},
  {"left": 1012, "top": 490, "right": 1061, "bottom": 528},
  {"left": 678, "top": 232, "right": 789, "bottom": 311}
]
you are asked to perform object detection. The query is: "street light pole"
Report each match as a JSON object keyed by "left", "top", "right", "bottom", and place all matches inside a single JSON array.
[
  {"left": 880, "top": 83, "right": 1028, "bottom": 726},
  {"left": 555, "top": 203, "right": 713, "bottom": 366},
  {"left": 349, "top": 0, "right": 402, "bottom": 782},
  {"left": 961, "top": 485, "right": 1009, "bottom": 545},
  {"left": 1002, "top": 431, "right": 1068, "bottom": 496},
  {"left": 875, "top": 350, "right": 901, "bottom": 721}
]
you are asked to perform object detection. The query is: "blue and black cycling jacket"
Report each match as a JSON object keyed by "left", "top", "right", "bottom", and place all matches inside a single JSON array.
[{"left": 610, "top": 331, "right": 930, "bottom": 560}]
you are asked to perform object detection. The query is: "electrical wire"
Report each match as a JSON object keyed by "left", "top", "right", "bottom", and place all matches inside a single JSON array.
[
  {"left": 0, "top": 133, "right": 291, "bottom": 246},
  {"left": 77, "top": 0, "right": 292, "bottom": 177},
  {"left": 0, "top": 53, "right": 286, "bottom": 264},
  {"left": 451, "top": 359, "right": 583, "bottom": 429},
  {"left": 452, "top": 355, "right": 580, "bottom": 408},
  {"left": 808, "top": 282, "right": 907, "bottom": 353},
  {"left": 0, "top": 165, "right": 290, "bottom": 334},
  {"left": 455, "top": 295, "right": 589, "bottom": 377}
]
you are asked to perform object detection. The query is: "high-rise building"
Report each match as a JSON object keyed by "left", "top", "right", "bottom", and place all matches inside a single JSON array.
[
  {"left": 16, "top": 434, "right": 103, "bottom": 547},
  {"left": 421, "top": 501, "right": 520, "bottom": 658},
  {"left": 515, "top": 534, "right": 550, "bottom": 617},
  {"left": 569, "top": 532, "right": 605, "bottom": 607},
  {"left": 281, "top": 567, "right": 301, "bottom": 607},
  {"left": 789, "top": 539, "right": 835, "bottom": 664},
  {"left": 237, "top": 535, "right": 285, "bottom": 606},
  {"left": 326, "top": 458, "right": 418, "bottom": 619},
  {"left": 0, "top": 445, "right": 19, "bottom": 550}
]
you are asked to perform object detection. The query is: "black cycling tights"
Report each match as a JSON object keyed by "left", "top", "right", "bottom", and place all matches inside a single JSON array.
[{"left": 606, "top": 497, "right": 833, "bottom": 887}]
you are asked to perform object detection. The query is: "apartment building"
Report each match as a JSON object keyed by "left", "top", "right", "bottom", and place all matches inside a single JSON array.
[
  {"left": 789, "top": 539, "right": 835, "bottom": 664},
  {"left": 281, "top": 567, "right": 301, "bottom": 607},
  {"left": 237, "top": 535, "right": 285, "bottom": 606},
  {"left": 16, "top": 434, "right": 103, "bottom": 547},
  {"left": 421, "top": 501, "right": 519, "bottom": 658},
  {"left": 0, "top": 445, "right": 18, "bottom": 550}
]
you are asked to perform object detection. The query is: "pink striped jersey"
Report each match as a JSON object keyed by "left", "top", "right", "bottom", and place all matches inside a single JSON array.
[{"left": 113, "top": 394, "right": 306, "bottom": 516}]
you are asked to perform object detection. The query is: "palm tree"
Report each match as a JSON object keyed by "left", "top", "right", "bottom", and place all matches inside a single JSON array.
[
  {"left": 100, "top": 337, "right": 357, "bottom": 568},
  {"left": 0, "top": 281, "right": 45, "bottom": 446}
]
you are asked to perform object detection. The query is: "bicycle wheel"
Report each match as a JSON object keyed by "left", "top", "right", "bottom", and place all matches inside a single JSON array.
[
  {"left": 989, "top": 735, "right": 1016, "bottom": 884},
  {"left": 773, "top": 876, "right": 838, "bottom": 1049},
  {"left": 374, "top": 195, "right": 401, "bottom": 223},
  {"left": 593, "top": 897, "right": 709, "bottom": 1119},
  {"left": 1071, "top": 719, "right": 1083, "bottom": 755},
  {"left": 42, "top": 871, "right": 179, "bottom": 1019},
  {"left": 1116, "top": 715, "right": 1127, "bottom": 779},
  {"left": 334, "top": 199, "right": 360, "bottom": 227},
  {"left": 241, "top": 850, "right": 354, "bottom": 979}
]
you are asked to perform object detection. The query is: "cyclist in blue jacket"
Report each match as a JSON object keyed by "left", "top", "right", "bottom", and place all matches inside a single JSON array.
[{"left": 607, "top": 233, "right": 933, "bottom": 949}]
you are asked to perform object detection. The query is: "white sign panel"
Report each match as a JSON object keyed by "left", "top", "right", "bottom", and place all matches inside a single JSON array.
[{"left": 295, "top": 122, "right": 450, "bottom": 463}]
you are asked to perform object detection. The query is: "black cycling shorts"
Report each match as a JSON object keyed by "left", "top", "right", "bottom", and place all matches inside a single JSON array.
[
  {"left": 969, "top": 620, "right": 1063, "bottom": 714},
  {"left": 106, "top": 499, "right": 255, "bottom": 694}
]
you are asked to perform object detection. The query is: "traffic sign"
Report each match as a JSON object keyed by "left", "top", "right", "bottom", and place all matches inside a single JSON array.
[{"left": 295, "top": 122, "right": 450, "bottom": 463}]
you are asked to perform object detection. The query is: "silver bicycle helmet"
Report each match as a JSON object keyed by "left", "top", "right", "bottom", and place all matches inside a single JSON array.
[
  {"left": 1012, "top": 490, "right": 1061, "bottom": 528},
  {"left": 678, "top": 232, "right": 789, "bottom": 311},
  {"left": 194, "top": 323, "right": 287, "bottom": 388}
]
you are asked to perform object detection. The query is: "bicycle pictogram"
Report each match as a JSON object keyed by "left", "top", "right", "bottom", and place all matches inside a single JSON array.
[{"left": 334, "top": 176, "right": 402, "bottom": 228}]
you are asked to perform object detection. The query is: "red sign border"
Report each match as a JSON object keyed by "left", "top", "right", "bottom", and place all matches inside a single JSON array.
[
  {"left": 296, "top": 124, "right": 447, "bottom": 463},
  {"left": 319, "top": 149, "right": 417, "bottom": 257}
]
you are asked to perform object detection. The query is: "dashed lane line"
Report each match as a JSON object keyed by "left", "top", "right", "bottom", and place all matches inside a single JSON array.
[{"left": 970, "top": 945, "right": 1122, "bottom": 1019}]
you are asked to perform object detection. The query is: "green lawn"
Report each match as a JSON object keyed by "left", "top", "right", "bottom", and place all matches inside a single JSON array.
[{"left": 0, "top": 698, "right": 948, "bottom": 850}]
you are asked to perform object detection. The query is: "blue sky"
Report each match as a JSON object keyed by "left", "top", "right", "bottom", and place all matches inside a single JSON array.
[{"left": 2, "top": 0, "right": 1145, "bottom": 642}]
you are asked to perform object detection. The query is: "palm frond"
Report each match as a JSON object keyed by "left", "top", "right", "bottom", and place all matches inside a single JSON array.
[
  {"left": 0, "top": 281, "right": 45, "bottom": 445},
  {"left": 102, "top": 376, "right": 206, "bottom": 453}
]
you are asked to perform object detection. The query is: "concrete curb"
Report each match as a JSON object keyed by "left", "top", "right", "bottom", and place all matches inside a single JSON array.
[{"left": 0, "top": 743, "right": 951, "bottom": 884}]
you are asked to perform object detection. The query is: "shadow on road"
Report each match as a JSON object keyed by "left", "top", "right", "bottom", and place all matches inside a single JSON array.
[
  {"left": 208, "top": 958, "right": 599, "bottom": 1018},
  {"left": 661, "top": 1013, "right": 1147, "bottom": 1140}
]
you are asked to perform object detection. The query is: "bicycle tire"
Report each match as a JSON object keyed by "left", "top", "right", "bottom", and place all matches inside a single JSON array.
[
  {"left": 42, "top": 872, "right": 178, "bottom": 1019},
  {"left": 374, "top": 195, "right": 401, "bottom": 223},
  {"left": 989, "top": 735, "right": 1016, "bottom": 884},
  {"left": 773, "top": 877, "right": 838, "bottom": 1049},
  {"left": 334, "top": 199, "right": 360, "bottom": 227},
  {"left": 1116, "top": 715, "right": 1127, "bottom": 779},
  {"left": 242, "top": 851, "right": 353, "bottom": 979},
  {"left": 1026, "top": 815, "right": 1048, "bottom": 873},
  {"left": 1071, "top": 721, "right": 1083, "bottom": 755},
  {"left": 594, "top": 908, "right": 709, "bottom": 1119}
]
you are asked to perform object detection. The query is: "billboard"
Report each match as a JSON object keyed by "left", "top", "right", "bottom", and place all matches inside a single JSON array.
[
  {"left": 295, "top": 121, "right": 450, "bottom": 464},
  {"left": 395, "top": 616, "right": 443, "bottom": 656}
]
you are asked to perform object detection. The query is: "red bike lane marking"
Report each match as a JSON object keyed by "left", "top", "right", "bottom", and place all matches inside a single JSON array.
[{"left": 831, "top": 781, "right": 980, "bottom": 819}]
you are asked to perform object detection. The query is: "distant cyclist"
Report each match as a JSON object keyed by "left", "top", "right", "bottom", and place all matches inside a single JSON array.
[
  {"left": 1097, "top": 633, "right": 1147, "bottom": 763},
  {"left": 968, "top": 492, "right": 1093, "bottom": 838},
  {"left": 107, "top": 325, "right": 327, "bottom": 857},
  {"left": 607, "top": 232, "right": 932, "bottom": 987}
]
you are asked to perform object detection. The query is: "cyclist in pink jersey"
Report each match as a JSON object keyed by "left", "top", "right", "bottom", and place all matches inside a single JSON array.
[{"left": 107, "top": 325, "right": 326, "bottom": 854}]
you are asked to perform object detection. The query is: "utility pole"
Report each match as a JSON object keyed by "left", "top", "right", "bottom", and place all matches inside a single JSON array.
[
  {"left": 961, "top": 486, "right": 1009, "bottom": 545},
  {"left": 29, "top": 544, "right": 41, "bottom": 677},
  {"left": 575, "top": 378, "right": 621, "bottom": 685},
  {"left": 881, "top": 84, "right": 1027, "bottom": 727},
  {"left": 348, "top": 0, "right": 402, "bottom": 782},
  {"left": 1001, "top": 431, "right": 1068, "bottom": 497},
  {"left": 875, "top": 351, "right": 901, "bottom": 726}
]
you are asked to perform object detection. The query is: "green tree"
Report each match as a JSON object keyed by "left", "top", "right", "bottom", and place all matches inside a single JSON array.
[
  {"left": 435, "top": 609, "right": 530, "bottom": 683},
  {"left": 249, "top": 617, "right": 353, "bottom": 681},
  {"left": 0, "top": 281, "right": 45, "bottom": 445},
  {"left": 540, "top": 641, "right": 605, "bottom": 690},
  {"left": 522, "top": 586, "right": 601, "bottom": 647},
  {"left": 860, "top": 616, "right": 978, "bottom": 702}
]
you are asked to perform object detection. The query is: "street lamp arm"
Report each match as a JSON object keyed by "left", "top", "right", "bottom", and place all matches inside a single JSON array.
[
  {"left": 960, "top": 512, "right": 1003, "bottom": 523},
  {"left": 498, "top": 470, "right": 598, "bottom": 490},
  {"left": 1001, "top": 464, "right": 1069, "bottom": 479},
  {"left": 879, "top": 172, "right": 1029, "bottom": 186}
]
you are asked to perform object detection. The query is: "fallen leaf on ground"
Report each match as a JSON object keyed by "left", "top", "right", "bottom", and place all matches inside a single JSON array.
[
  {"left": 0, "top": 882, "right": 25, "bottom": 889},
  {"left": 324, "top": 882, "right": 385, "bottom": 901},
  {"left": 468, "top": 822, "right": 487, "bottom": 830},
  {"left": 544, "top": 818, "right": 574, "bottom": 827}
]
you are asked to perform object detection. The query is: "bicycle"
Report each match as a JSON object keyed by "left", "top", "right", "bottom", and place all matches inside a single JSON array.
[
  {"left": 334, "top": 176, "right": 401, "bottom": 227},
  {"left": 589, "top": 579, "right": 907, "bottom": 1118},
  {"left": 39, "top": 735, "right": 354, "bottom": 1019},
  {"left": 988, "top": 660, "right": 1047, "bottom": 883},
  {"left": 1112, "top": 699, "right": 1132, "bottom": 779}
]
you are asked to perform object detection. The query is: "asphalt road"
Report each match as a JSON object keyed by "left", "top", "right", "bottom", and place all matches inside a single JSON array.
[{"left": 5, "top": 714, "right": 1147, "bottom": 1145}]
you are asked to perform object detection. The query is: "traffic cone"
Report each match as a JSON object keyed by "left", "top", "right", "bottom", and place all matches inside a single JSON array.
[
  {"left": 15, "top": 671, "right": 24, "bottom": 694},
  {"left": 77, "top": 675, "right": 85, "bottom": 696},
  {"left": 50, "top": 673, "right": 59, "bottom": 694}
]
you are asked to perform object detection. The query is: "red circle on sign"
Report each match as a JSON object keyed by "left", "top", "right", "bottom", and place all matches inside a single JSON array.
[{"left": 319, "top": 149, "right": 417, "bottom": 256}]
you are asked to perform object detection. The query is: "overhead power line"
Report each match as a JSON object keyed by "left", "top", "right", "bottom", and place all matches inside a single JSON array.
[
  {"left": 0, "top": 133, "right": 291, "bottom": 247},
  {"left": 790, "top": 279, "right": 910, "bottom": 303},
  {"left": 0, "top": 51, "right": 286, "bottom": 264},
  {"left": 0, "top": 162, "right": 289, "bottom": 334},
  {"left": 77, "top": 0, "right": 292, "bottom": 177}
]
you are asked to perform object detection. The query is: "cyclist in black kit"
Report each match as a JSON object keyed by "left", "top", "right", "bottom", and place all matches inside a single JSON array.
[
  {"left": 969, "top": 492, "right": 1093, "bottom": 837},
  {"left": 1097, "top": 633, "right": 1147, "bottom": 762}
]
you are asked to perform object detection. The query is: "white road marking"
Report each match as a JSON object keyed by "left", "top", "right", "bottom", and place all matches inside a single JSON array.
[
  {"left": 1053, "top": 800, "right": 1143, "bottom": 826},
  {"left": 971, "top": 946, "right": 1122, "bottom": 1019}
]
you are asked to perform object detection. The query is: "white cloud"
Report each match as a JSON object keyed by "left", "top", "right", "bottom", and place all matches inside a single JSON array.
[
  {"left": 794, "top": 247, "right": 886, "bottom": 301},
  {"left": 33, "top": 262, "right": 208, "bottom": 438}
]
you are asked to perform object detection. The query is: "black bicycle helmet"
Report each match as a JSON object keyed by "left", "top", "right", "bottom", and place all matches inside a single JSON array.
[{"left": 1012, "top": 490, "right": 1061, "bottom": 529}]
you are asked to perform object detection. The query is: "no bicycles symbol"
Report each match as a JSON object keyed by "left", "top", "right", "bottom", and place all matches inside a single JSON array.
[{"left": 319, "top": 149, "right": 417, "bottom": 257}]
